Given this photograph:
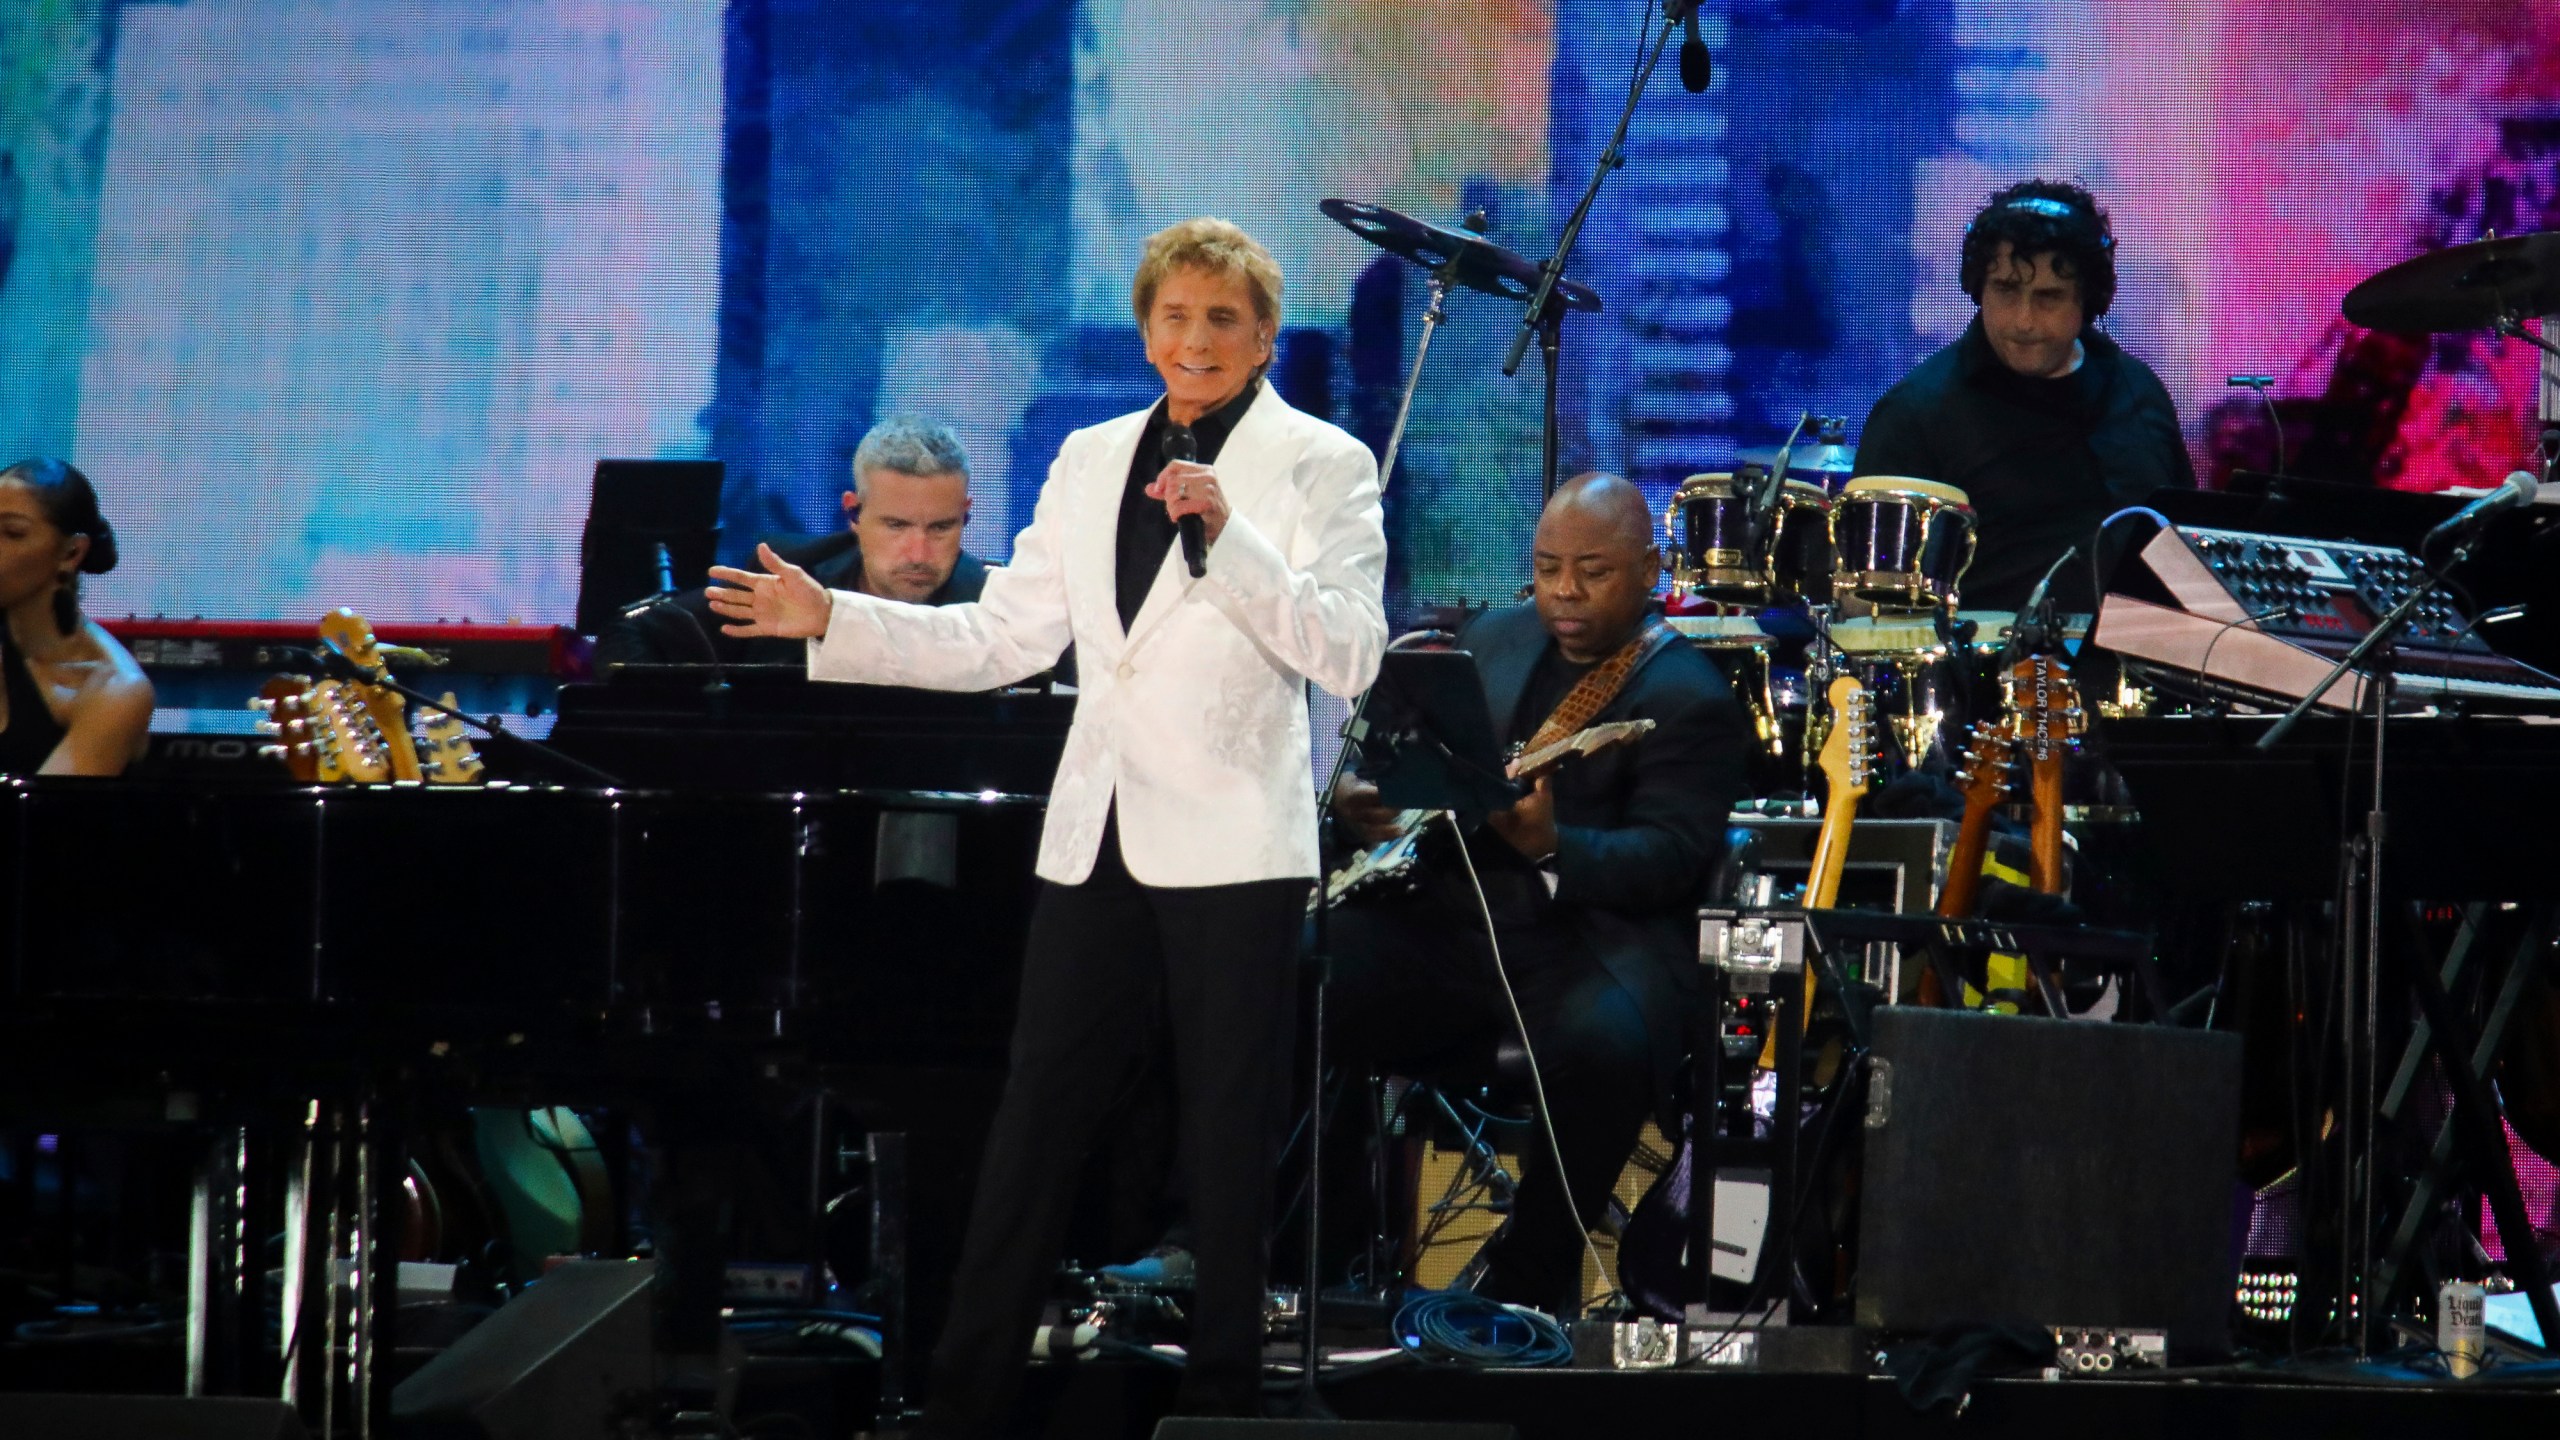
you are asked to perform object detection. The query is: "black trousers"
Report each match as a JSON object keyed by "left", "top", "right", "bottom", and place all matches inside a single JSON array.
[
  {"left": 921, "top": 817, "right": 1309, "bottom": 1438},
  {"left": 1326, "top": 893, "right": 1654, "bottom": 1318}
]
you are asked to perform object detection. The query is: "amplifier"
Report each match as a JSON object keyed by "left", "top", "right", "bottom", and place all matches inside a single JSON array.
[{"left": 1855, "top": 1008, "right": 2242, "bottom": 1353}]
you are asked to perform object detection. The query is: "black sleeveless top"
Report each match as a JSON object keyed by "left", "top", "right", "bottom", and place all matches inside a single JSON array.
[{"left": 0, "top": 636, "right": 69, "bottom": 774}]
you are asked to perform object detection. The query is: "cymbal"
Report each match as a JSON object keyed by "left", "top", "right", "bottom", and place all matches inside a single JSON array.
[
  {"left": 1319, "top": 198, "right": 1603, "bottom": 314},
  {"left": 2343, "top": 231, "right": 2560, "bottom": 334},
  {"left": 1737, "top": 441, "right": 1858, "bottom": 481}
]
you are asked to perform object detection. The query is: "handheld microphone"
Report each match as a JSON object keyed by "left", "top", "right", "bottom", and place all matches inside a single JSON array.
[
  {"left": 1163, "top": 422, "right": 1206, "bottom": 578},
  {"left": 2424, "top": 470, "right": 2538, "bottom": 553},
  {"left": 1671, "top": 0, "right": 1713, "bottom": 92}
]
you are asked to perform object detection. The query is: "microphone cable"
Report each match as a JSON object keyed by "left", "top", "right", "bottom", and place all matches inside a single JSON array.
[{"left": 1444, "top": 811, "right": 1619, "bottom": 1314}]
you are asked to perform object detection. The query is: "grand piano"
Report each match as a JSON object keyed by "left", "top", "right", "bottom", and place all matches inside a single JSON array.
[{"left": 0, "top": 670, "right": 1073, "bottom": 1428}]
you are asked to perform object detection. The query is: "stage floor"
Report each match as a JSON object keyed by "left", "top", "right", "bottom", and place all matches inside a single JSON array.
[{"left": 932, "top": 1348, "right": 2560, "bottom": 1438}]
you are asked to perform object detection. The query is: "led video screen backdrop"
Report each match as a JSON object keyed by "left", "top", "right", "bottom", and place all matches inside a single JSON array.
[{"left": 2, "top": 0, "right": 2554, "bottom": 626}]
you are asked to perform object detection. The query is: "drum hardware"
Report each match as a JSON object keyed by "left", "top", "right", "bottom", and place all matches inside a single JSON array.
[
  {"left": 1736, "top": 414, "right": 1856, "bottom": 493},
  {"left": 1321, "top": 199, "right": 1593, "bottom": 494}
]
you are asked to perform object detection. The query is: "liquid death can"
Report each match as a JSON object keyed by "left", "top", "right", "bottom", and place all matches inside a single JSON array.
[{"left": 2438, "top": 1279, "right": 2486, "bottom": 1378}]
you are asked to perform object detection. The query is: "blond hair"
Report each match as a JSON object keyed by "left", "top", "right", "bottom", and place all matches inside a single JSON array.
[{"left": 1129, "top": 217, "right": 1284, "bottom": 333}]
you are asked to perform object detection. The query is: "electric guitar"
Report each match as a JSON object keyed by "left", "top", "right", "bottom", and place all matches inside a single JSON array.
[
  {"left": 2012, "top": 650, "right": 2083, "bottom": 894},
  {"left": 415, "top": 691, "right": 486, "bottom": 786},
  {"left": 1760, "top": 673, "right": 1876, "bottom": 1067},
  {"left": 1313, "top": 718, "right": 1656, "bottom": 913}
]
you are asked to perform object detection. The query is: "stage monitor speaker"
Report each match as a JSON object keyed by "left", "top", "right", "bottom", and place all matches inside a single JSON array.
[
  {"left": 391, "top": 1257, "right": 658, "bottom": 1440},
  {"left": 1855, "top": 1008, "right": 2242, "bottom": 1352},
  {"left": 0, "top": 1395, "right": 308, "bottom": 1439},
  {"left": 1153, "top": 1421, "right": 1517, "bottom": 1440}
]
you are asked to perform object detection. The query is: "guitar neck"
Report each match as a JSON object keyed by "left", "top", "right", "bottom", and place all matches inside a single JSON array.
[
  {"left": 1936, "top": 794, "right": 2002, "bottom": 919},
  {"left": 2029, "top": 756, "right": 2066, "bottom": 893},
  {"left": 1805, "top": 792, "right": 1861, "bottom": 911}
]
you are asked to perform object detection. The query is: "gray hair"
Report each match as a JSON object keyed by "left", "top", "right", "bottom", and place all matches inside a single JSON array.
[{"left": 851, "top": 414, "right": 970, "bottom": 495}]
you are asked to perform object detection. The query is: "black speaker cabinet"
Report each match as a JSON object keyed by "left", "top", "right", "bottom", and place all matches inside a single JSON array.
[
  {"left": 1854, "top": 1008, "right": 2242, "bottom": 1351},
  {"left": 391, "top": 1257, "right": 658, "bottom": 1439},
  {"left": 1162, "top": 1414, "right": 1515, "bottom": 1424},
  {"left": 0, "top": 1395, "right": 308, "bottom": 1439}
]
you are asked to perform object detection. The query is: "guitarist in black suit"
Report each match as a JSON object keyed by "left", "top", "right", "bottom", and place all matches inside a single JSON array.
[{"left": 1328, "top": 472, "right": 1751, "bottom": 1317}]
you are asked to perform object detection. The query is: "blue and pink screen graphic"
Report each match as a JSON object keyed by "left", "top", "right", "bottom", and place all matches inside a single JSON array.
[{"left": 0, "top": 0, "right": 2554, "bottom": 627}]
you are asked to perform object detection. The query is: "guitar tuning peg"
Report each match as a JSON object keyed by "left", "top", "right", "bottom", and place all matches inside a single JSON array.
[{"left": 247, "top": 695, "right": 276, "bottom": 713}]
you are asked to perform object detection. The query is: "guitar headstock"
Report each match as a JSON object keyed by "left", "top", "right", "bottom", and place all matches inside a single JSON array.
[
  {"left": 307, "top": 678, "right": 392, "bottom": 784},
  {"left": 318, "top": 607, "right": 385, "bottom": 675},
  {"left": 1815, "top": 673, "right": 1877, "bottom": 806},
  {"left": 2009, "top": 651, "right": 2085, "bottom": 765},
  {"left": 1955, "top": 721, "right": 2017, "bottom": 810},
  {"left": 318, "top": 608, "right": 422, "bottom": 781},
  {"left": 416, "top": 692, "right": 486, "bottom": 786},
  {"left": 250, "top": 675, "right": 321, "bottom": 783}
]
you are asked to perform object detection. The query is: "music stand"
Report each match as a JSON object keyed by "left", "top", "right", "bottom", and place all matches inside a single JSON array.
[
  {"left": 575, "top": 459, "right": 725, "bottom": 635},
  {"left": 1352, "top": 649, "right": 1524, "bottom": 815}
]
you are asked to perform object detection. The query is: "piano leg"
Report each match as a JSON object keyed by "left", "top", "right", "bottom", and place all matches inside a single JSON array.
[
  {"left": 869, "top": 1132, "right": 911, "bottom": 1435},
  {"left": 185, "top": 1126, "right": 250, "bottom": 1398},
  {"left": 281, "top": 1098, "right": 396, "bottom": 1438}
]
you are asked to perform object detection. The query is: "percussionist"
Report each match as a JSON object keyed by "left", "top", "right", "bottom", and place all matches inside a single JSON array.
[{"left": 1852, "top": 179, "right": 2193, "bottom": 610}]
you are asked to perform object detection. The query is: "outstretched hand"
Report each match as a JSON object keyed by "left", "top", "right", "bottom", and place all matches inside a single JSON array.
[{"left": 706, "top": 543, "right": 832, "bottom": 639}]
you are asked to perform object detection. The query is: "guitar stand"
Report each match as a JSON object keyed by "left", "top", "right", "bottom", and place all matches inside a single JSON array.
[{"left": 1810, "top": 910, "right": 2169, "bottom": 1023}]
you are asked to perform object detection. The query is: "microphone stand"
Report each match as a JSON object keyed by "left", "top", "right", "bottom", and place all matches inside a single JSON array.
[
  {"left": 1500, "top": 1, "right": 1696, "bottom": 498},
  {"left": 312, "top": 643, "right": 622, "bottom": 787},
  {"left": 1287, "top": 632, "right": 1453, "bottom": 1419},
  {"left": 2249, "top": 537, "right": 2472, "bottom": 1353}
]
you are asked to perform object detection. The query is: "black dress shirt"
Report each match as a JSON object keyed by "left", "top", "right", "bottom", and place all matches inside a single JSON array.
[
  {"left": 1118, "top": 378, "right": 1261, "bottom": 630},
  {"left": 1511, "top": 645, "right": 1598, "bottom": 749},
  {"left": 594, "top": 534, "right": 989, "bottom": 668},
  {"left": 1852, "top": 315, "right": 2193, "bottom": 610}
]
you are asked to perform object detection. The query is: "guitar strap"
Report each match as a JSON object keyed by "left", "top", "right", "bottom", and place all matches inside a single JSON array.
[{"left": 1520, "top": 616, "right": 1681, "bottom": 759}]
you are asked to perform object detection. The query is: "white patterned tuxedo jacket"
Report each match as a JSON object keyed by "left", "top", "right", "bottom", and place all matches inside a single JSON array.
[{"left": 808, "top": 382, "right": 1387, "bottom": 887}]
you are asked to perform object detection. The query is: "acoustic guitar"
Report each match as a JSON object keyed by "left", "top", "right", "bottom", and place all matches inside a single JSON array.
[
  {"left": 1314, "top": 718, "right": 1655, "bottom": 913},
  {"left": 2012, "top": 650, "right": 2082, "bottom": 895}
]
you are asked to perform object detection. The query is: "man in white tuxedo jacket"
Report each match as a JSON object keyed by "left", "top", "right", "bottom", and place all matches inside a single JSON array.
[{"left": 710, "top": 217, "right": 1385, "bottom": 1434}]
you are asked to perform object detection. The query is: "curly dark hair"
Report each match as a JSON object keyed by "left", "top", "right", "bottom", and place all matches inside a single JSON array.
[{"left": 1958, "top": 178, "right": 2117, "bottom": 319}]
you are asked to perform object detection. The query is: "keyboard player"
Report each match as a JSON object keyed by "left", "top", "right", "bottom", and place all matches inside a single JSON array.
[
  {"left": 710, "top": 216, "right": 1387, "bottom": 1435},
  {"left": 0, "top": 458, "right": 152, "bottom": 776},
  {"left": 596, "top": 414, "right": 990, "bottom": 668}
]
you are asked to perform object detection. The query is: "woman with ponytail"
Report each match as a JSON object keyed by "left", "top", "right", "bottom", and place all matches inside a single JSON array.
[{"left": 0, "top": 458, "right": 152, "bottom": 775}]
